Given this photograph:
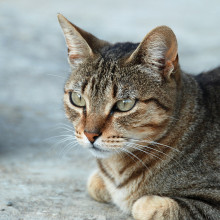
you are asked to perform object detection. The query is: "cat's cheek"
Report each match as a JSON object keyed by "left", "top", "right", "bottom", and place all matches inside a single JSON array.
[
  {"left": 132, "top": 127, "right": 164, "bottom": 141},
  {"left": 64, "top": 102, "right": 83, "bottom": 123},
  {"left": 124, "top": 117, "right": 170, "bottom": 142}
]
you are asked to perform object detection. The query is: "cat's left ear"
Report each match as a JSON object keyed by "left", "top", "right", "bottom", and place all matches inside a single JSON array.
[
  {"left": 126, "top": 26, "right": 179, "bottom": 81},
  {"left": 58, "top": 14, "right": 109, "bottom": 68}
]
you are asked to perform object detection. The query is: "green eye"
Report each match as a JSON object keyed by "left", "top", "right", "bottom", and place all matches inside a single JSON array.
[
  {"left": 70, "top": 92, "right": 86, "bottom": 107},
  {"left": 116, "top": 99, "right": 136, "bottom": 112}
]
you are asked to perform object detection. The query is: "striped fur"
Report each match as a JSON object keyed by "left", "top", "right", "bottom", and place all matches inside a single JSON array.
[{"left": 58, "top": 14, "right": 220, "bottom": 220}]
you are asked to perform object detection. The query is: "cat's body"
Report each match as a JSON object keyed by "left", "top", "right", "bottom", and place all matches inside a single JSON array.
[
  {"left": 58, "top": 14, "right": 220, "bottom": 219},
  {"left": 93, "top": 68, "right": 220, "bottom": 219}
]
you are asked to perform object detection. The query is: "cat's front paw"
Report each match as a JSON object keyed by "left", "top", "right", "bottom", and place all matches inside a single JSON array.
[
  {"left": 87, "top": 170, "right": 111, "bottom": 203},
  {"left": 132, "top": 195, "right": 179, "bottom": 220}
]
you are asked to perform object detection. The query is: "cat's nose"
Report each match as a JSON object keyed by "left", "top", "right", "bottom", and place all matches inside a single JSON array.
[{"left": 84, "top": 131, "right": 101, "bottom": 143}]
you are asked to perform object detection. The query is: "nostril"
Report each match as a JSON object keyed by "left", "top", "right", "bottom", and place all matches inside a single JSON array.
[
  {"left": 84, "top": 131, "right": 102, "bottom": 143},
  {"left": 93, "top": 132, "right": 102, "bottom": 141}
]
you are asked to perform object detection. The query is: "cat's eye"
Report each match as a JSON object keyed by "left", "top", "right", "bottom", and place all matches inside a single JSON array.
[
  {"left": 116, "top": 99, "right": 136, "bottom": 112},
  {"left": 69, "top": 92, "right": 86, "bottom": 107}
]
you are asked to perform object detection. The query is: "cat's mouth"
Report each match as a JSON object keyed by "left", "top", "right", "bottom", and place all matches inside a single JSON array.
[
  {"left": 88, "top": 145, "right": 113, "bottom": 158},
  {"left": 90, "top": 145, "right": 110, "bottom": 153}
]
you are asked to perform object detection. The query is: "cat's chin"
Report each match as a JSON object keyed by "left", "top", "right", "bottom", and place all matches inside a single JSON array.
[{"left": 89, "top": 146, "right": 114, "bottom": 158}]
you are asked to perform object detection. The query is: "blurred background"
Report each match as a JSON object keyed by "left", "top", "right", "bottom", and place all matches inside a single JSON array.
[{"left": 0, "top": 0, "right": 220, "bottom": 219}]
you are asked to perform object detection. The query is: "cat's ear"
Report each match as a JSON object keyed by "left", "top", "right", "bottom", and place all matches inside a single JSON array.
[
  {"left": 58, "top": 14, "right": 109, "bottom": 68},
  {"left": 126, "top": 26, "right": 178, "bottom": 81}
]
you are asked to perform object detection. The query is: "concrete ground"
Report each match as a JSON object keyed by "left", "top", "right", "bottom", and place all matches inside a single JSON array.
[{"left": 0, "top": 0, "right": 220, "bottom": 219}]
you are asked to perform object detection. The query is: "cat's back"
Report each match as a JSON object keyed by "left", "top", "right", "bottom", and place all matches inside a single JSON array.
[{"left": 195, "top": 67, "right": 220, "bottom": 119}]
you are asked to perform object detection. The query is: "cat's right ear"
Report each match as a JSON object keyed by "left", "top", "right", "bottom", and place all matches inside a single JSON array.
[{"left": 58, "top": 14, "right": 109, "bottom": 68}]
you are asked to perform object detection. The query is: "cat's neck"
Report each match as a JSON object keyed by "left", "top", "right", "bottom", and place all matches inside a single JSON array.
[{"left": 156, "top": 71, "right": 202, "bottom": 151}]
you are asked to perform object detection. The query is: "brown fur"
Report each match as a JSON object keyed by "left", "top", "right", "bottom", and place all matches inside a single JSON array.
[
  {"left": 87, "top": 170, "right": 111, "bottom": 203},
  {"left": 58, "top": 14, "right": 220, "bottom": 219}
]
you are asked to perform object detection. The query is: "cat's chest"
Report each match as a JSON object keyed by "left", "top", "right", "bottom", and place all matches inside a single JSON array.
[
  {"left": 105, "top": 178, "right": 133, "bottom": 213},
  {"left": 101, "top": 171, "right": 143, "bottom": 213}
]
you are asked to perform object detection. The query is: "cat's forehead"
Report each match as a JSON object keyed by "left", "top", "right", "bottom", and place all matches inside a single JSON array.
[{"left": 65, "top": 58, "right": 162, "bottom": 100}]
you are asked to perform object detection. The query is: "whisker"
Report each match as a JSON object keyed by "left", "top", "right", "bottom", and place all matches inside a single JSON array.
[
  {"left": 44, "top": 134, "right": 75, "bottom": 141},
  {"left": 56, "top": 127, "right": 74, "bottom": 133},
  {"left": 128, "top": 141, "right": 177, "bottom": 161},
  {"left": 59, "top": 141, "right": 79, "bottom": 158},
  {"left": 119, "top": 148, "right": 143, "bottom": 167},
  {"left": 114, "top": 147, "right": 125, "bottom": 160},
  {"left": 120, "top": 147, "right": 149, "bottom": 171},
  {"left": 125, "top": 142, "right": 164, "bottom": 162},
  {"left": 45, "top": 122, "right": 79, "bottom": 158},
  {"left": 64, "top": 144, "right": 79, "bottom": 156},
  {"left": 57, "top": 138, "right": 78, "bottom": 156},
  {"left": 47, "top": 74, "right": 66, "bottom": 79},
  {"left": 49, "top": 137, "right": 74, "bottom": 154},
  {"left": 56, "top": 123, "right": 73, "bottom": 128},
  {"left": 124, "top": 141, "right": 182, "bottom": 168},
  {"left": 46, "top": 130, "right": 76, "bottom": 152},
  {"left": 50, "top": 126, "right": 74, "bottom": 133},
  {"left": 128, "top": 138, "right": 180, "bottom": 152},
  {"left": 149, "top": 141, "right": 180, "bottom": 152}
]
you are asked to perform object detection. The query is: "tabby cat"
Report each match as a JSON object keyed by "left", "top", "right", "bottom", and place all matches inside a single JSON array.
[{"left": 58, "top": 14, "right": 220, "bottom": 220}]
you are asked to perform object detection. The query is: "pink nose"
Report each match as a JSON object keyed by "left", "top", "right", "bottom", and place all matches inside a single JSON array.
[{"left": 84, "top": 131, "right": 100, "bottom": 143}]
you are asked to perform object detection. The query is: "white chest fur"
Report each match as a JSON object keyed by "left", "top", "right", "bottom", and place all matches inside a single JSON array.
[
  {"left": 101, "top": 172, "right": 142, "bottom": 214},
  {"left": 105, "top": 177, "right": 132, "bottom": 213}
]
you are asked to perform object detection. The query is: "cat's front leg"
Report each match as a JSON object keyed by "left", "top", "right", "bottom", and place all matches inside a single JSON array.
[
  {"left": 132, "top": 195, "right": 179, "bottom": 220},
  {"left": 87, "top": 170, "right": 111, "bottom": 203}
]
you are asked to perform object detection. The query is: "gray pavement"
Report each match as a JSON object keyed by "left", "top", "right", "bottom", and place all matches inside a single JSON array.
[{"left": 0, "top": 0, "right": 220, "bottom": 219}]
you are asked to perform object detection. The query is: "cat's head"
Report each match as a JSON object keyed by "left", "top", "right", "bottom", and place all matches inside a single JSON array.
[{"left": 58, "top": 14, "right": 180, "bottom": 158}]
